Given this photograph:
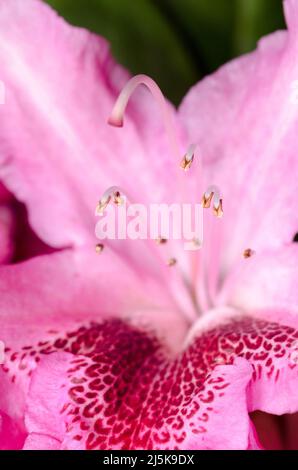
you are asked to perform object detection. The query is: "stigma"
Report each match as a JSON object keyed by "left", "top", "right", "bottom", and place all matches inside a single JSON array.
[{"left": 107, "top": 74, "right": 196, "bottom": 167}]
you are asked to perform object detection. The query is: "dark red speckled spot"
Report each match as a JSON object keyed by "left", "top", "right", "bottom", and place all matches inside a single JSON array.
[{"left": 2, "top": 317, "right": 298, "bottom": 449}]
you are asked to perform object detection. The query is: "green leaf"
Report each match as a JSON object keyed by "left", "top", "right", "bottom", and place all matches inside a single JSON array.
[
  {"left": 154, "top": 0, "right": 236, "bottom": 74},
  {"left": 45, "top": 0, "right": 199, "bottom": 104},
  {"left": 234, "top": 0, "right": 285, "bottom": 55},
  {"left": 45, "top": 0, "right": 285, "bottom": 103}
]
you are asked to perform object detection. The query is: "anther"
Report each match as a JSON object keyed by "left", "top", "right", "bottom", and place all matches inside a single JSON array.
[
  {"left": 192, "top": 238, "right": 202, "bottom": 248},
  {"left": 180, "top": 144, "right": 196, "bottom": 171},
  {"left": 113, "top": 191, "right": 124, "bottom": 206},
  {"left": 180, "top": 155, "right": 193, "bottom": 171},
  {"left": 156, "top": 237, "right": 167, "bottom": 245},
  {"left": 95, "top": 196, "right": 111, "bottom": 215},
  {"left": 95, "top": 186, "right": 126, "bottom": 215},
  {"left": 243, "top": 248, "right": 255, "bottom": 259},
  {"left": 95, "top": 243, "right": 104, "bottom": 254},
  {"left": 167, "top": 258, "right": 177, "bottom": 267},
  {"left": 201, "top": 192, "right": 214, "bottom": 209},
  {"left": 213, "top": 199, "right": 223, "bottom": 218},
  {"left": 201, "top": 185, "right": 223, "bottom": 217}
]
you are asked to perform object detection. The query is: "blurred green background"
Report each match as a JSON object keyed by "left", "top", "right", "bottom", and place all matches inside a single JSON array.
[{"left": 45, "top": 0, "right": 285, "bottom": 104}]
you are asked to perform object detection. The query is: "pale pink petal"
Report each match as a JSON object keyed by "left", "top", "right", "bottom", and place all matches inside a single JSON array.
[
  {"left": 24, "top": 353, "right": 71, "bottom": 449},
  {"left": 0, "top": 0, "right": 183, "bottom": 250},
  {"left": 0, "top": 248, "right": 190, "bottom": 352},
  {"left": 23, "top": 433, "right": 61, "bottom": 450},
  {"left": 218, "top": 245, "right": 298, "bottom": 316},
  {"left": 0, "top": 182, "right": 53, "bottom": 263},
  {"left": 17, "top": 315, "right": 298, "bottom": 450},
  {"left": 179, "top": 0, "right": 298, "bottom": 276}
]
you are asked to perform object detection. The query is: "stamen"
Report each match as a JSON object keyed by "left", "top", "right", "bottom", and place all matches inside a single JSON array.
[
  {"left": 113, "top": 191, "right": 124, "bottom": 206},
  {"left": 201, "top": 192, "right": 214, "bottom": 209},
  {"left": 167, "top": 258, "right": 177, "bottom": 267},
  {"left": 95, "top": 243, "right": 104, "bottom": 254},
  {"left": 108, "top": 74, "right": 195, "bottom": 163},
  {"left": 201, "top": 185, "right": 223, "bottom": 217},
  {"left": 243, "top": 248, "right": 255, "bottom": 259},
  {"left": 213, "top": 199, "right": 223, "bottom": 218},
  {"left": 95, "top": 196, "right": 111, "bottom": 215},
  {"left": 180, "top": 144, "right": 196, "bottom": 171},
  {"left": 95, "top": 186, "right": 126, "bottom": 215},
  {"left": 192, "top": 238, "right": 202, "bottom": 248}
]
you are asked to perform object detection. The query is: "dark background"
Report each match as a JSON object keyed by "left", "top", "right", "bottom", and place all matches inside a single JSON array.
[{"left": 45, "top": 0, "right": 285, "bottom": 104}]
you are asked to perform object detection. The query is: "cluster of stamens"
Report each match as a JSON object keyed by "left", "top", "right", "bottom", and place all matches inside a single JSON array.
[{"left": 94, "top": 75, "right": 229, "bottom": 265}]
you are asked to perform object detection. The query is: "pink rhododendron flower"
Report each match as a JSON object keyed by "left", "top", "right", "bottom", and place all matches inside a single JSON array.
[{"left": 0, "top": 0, "right": 298, "bottom": 450}]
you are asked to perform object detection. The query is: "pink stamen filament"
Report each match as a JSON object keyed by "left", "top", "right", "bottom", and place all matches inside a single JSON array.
[
  {"left": 185, "top": 144, "right": 196, "bottom": 163},
  {"left": 108, "top": 74, "right": 193, "bottom": 163}
]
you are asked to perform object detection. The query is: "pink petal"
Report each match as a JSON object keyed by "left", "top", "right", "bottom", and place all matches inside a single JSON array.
[
  {"left": 24, "top": 334, "right": 252, "bottom": 450},
  {"left": 0, "top": 0, "right": 183, "bottom": 250},
  {"left": 0, "top": 248, "right": 190, "bottom": 351},
  {"left": 284, "top": 0, "right": 298, "bottom": 34},
  {"left": 179, "top": 0, "right": 298, "bottom": 276},
  {"left": 25, "top": 353, "right": 71, "bottom": 449},
  {"left": 23, "top": 433, "right": 61, "bottom": 451},
  {"left": 0, "top": 248, "right": 188, "bottom": 430},
  {"left": 218, "top": 245, "right": 298, "bottom": 315},
  {"left": 17, "top": 315, "right": 298, "bottom": 450}
]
